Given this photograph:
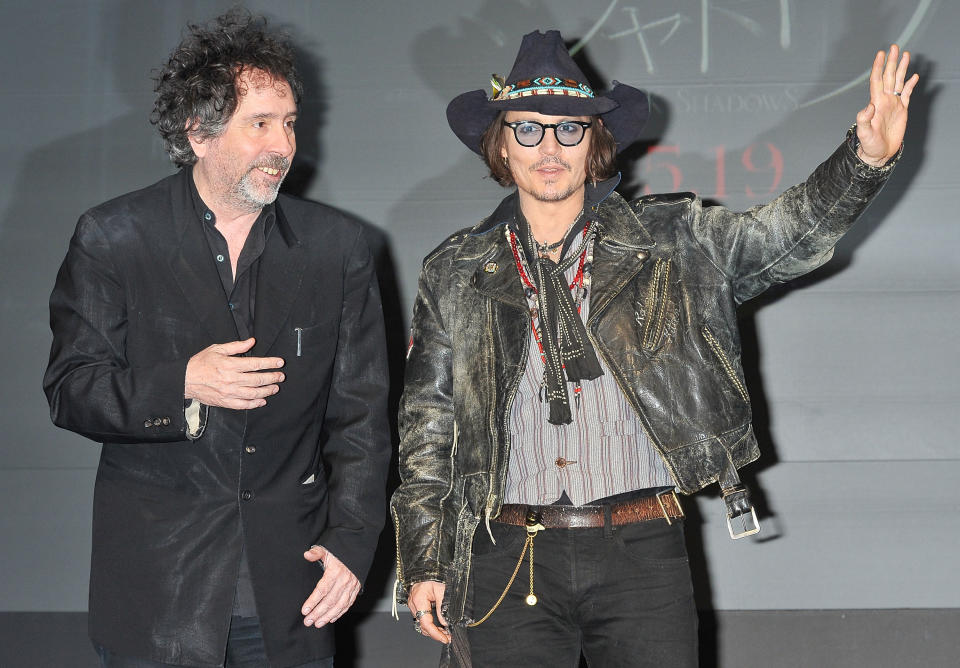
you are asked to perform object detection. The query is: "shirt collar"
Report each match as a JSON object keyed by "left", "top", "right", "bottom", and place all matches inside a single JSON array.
[{"left": 187, "top": 165, "right": 277, "bottom": 239}]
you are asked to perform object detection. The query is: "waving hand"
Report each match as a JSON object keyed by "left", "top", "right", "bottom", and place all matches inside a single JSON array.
[{"left": 856, "top": 44, "right": 919, "bottom": 167}]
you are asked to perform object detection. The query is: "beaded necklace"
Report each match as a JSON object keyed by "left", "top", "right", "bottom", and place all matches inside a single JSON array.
[{"left": 508, "top": 219, "right": 593, "bottom": 406}]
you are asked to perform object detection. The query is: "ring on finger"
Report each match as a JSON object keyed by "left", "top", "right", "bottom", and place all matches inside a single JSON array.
[{"left": 415, "top": 609, "right": 432, "bottom": 621}]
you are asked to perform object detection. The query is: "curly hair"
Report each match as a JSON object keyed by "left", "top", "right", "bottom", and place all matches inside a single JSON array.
[
  {"left": 151, "top": 9, "right": 303, "bottom": 166},
  {"left": 480, "top": 111, "right": 618, "bottom": 187}
]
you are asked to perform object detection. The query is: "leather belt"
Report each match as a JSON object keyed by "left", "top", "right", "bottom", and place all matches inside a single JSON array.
[{"left": 494, "top": 490, "right": 684, "bottom": 529}]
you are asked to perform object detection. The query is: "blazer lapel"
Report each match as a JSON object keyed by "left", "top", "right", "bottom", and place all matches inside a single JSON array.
[{"left": 252, "top": 202, "right": 308, "bottom": 357}]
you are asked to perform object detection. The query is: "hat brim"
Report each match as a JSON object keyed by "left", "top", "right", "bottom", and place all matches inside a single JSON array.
[
  {"left": 602, "top": 82, "right": 650, "bottom": 152},
  {"left": 447, "top": 83, "right": 649, "bottom": 155}
]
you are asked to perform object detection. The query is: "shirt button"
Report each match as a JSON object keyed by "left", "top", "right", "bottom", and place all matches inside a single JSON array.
[
  {"left": 241, "top": 490, "right": 253, "bottom": 501},
  {"left": 204, "top": 212, "right": 212, "bottom": 221},
  {"left": 216, "top": 254, "right": 225, "bottom": 262},
  {"left": 555, "top": 457, "right": 567, "bottom": 468},
  {"left": 244, "top": 445, "right": 257, "bottom": 454},
  {"left": 228, "top": 302, "right": 235, "bottom": 311}
]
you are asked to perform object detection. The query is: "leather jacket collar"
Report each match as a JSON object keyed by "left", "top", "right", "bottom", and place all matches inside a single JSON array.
[{"left": 466, "top": 175, "right": 656, "bottom": 310}]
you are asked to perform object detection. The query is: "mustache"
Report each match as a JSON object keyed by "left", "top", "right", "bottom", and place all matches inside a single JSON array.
[
  {"left": 252, "top": 155, "right": 291, "bottom": 172},
  {"left": 529, "top": 157, "right": 570, "bottom": 171}
]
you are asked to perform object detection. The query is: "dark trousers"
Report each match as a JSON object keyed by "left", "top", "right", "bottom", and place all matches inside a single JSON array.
[
  {"left": 95, "top": 615, "right": 335, "bottom": 667},
  {"left": 465, "top": 518, "right": 698, "bottom": 667}
]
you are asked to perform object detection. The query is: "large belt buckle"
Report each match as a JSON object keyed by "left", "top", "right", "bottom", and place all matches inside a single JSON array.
[
  {"left": 656, "top": 489, "right": 683, "bottom": 525},
  {"left": 722, "top": 485, "right": 760, "bottom": 540}
]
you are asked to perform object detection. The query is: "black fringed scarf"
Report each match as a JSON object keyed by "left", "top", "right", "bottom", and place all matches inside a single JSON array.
[{"left": 516, "top": 205, "right": 603, "bottom": 424}]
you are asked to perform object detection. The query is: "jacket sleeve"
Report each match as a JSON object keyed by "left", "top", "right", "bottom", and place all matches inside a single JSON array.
[
  {"left": 390, "top": 248, "right": 457, "bottom": 592},
  {"left": 312, "top": 228, "right": 391, "bottom": 586},
  {"left": 43, "top": 212, "right": 191, "bottom": 443},
  {"left": 690, "top": 128, "right": 900, "bottom": 304}
]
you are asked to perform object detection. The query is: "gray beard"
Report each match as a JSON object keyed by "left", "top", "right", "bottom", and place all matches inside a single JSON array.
[{"left": 231, "top": 169, "right": 285, "bottom": 212}]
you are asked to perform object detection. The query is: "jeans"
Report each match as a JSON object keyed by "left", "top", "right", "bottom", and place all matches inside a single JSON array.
[
  {"left": 465, "top": 518, "right": 698, "bottom": 667},
  {"left": 96, "top": 615, "right": 335, "bottom": 667}
]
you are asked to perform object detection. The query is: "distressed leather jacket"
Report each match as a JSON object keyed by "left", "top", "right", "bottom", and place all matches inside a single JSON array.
[{"left": 391, "top": 133, "right": 896, "bottom": 642}]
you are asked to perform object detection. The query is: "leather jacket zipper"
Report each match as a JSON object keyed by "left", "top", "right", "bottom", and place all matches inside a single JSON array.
[
  {"left": 702, "top": 325, "right": 750, "bottom": 404},
  {"left": 390, "top": 507, "right": 405, "bottom": 617},
  {"left": 391, "top": 508, "right": 405, "bottom": 585},
  {"left": 642, "top": 258, "right": 672, "bottom": 350},
  {"left": 490, "top": 305, "right": 530, "bottom": 518}
]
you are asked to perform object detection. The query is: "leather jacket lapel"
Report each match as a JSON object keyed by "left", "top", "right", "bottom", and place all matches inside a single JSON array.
[
  {"left": 587, "top": 194, "right": 656, "bottom": 319},
  {"left": 469, "top": 234, "right": 527, "bottom": 311},
  {"left": 467, "top": 190, "right": 660, "bottom": 329}
]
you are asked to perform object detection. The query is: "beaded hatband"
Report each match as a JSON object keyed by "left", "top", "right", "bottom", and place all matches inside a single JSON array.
[{"left": 493, "top": 76, "right": 595, "bottom": 101}]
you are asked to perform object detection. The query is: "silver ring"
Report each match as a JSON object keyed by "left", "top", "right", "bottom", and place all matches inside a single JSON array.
[
  {"left": 415, "top": 609, "right": 431, "bottom": 621},
  {"left": 894, "top": 91, "right": 902, "bottom": 96}
]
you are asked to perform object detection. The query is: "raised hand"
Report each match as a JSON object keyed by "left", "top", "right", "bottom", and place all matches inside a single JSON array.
[{"left": 856, "top": 44, "right": 919, "bottom": 167}]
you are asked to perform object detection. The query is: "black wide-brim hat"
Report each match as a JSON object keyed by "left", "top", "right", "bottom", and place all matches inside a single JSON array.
[{"left": 447, "top": 30, "right": 649, "bottom": 155}]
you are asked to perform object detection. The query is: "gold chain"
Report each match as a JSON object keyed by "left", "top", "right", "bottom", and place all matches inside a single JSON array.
[
  {"left": 525, "top": 536, "right": 538, "bottom": 606},
  {"left": 467, "top": 531, "right": 539, "bottom": 627}
]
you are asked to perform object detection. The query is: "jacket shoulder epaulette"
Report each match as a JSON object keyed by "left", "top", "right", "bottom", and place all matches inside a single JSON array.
[
  {"left": 422, "top": 223, "right": 480, "bottom": 268},
  {"left": 629, "top": 191, "right": 697, "bottom": 212}
]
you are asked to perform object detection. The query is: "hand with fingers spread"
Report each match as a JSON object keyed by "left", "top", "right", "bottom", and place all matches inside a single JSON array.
[
  {"left": 184, "top": 337, "right": 285, "bottom": 409},
  {"left": 407, "top": 580, "right": 451, "bottom": 644},
  {"left": 301, "top": 545, "right": 361, "bottom": 627},
  {"left": 856, "top": 44, "right": 920, "bottom": 167}
]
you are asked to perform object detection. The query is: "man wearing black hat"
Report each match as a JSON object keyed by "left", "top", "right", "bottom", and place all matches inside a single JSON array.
[{"left": 391, "top": 30, "right": 917, "bottom": 666}]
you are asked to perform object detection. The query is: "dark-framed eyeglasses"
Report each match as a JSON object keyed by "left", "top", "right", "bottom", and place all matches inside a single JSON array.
[{"left": 502, "top": 119, "right": 593, "bottom": 147}]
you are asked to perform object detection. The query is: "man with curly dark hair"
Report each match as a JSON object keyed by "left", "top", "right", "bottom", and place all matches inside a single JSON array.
[{"left": 43, "top": 10, "right": 390, "bottom": 667}]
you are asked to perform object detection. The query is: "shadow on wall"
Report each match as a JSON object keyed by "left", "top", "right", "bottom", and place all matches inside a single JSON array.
[
  {"left": 263, "top": 14, "right": 412, "bottom": 660},
  {"left": 0, "top": 2, "right": 188, "bottom": 471},
  {"left": 264, "top": 10, "right": 414, "bottom": 668}
]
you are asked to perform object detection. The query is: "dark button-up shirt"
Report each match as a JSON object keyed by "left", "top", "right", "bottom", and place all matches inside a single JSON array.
[{"left": 189, "top": 173, "right": 277, "bottom": 616}]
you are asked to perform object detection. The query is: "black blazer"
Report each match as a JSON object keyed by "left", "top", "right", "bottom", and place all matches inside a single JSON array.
[{"left": 43, "top": 169, "right": 391, "bottom": 667}]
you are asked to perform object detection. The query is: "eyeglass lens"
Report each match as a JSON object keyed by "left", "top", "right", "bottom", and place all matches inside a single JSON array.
[{"left": 510, "top": 121, "right": 589, "bottom": 147}]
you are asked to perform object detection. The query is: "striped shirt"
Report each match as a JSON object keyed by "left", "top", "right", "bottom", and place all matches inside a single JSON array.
[{"left": 504, "top": 229, "right": 674, "bottom": 506}]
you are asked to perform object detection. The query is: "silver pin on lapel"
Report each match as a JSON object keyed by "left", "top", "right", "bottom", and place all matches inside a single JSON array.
[
  {"left": 294, "top": 327, "right": 303, "bottom": 357},
  {"left": 484, "top": 262, "right": 498, "bottom": 273}
]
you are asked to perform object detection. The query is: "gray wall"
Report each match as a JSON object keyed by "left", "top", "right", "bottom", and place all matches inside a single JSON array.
[{"left": 1, "top": 0, "right": 957, "bottom": 619}]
